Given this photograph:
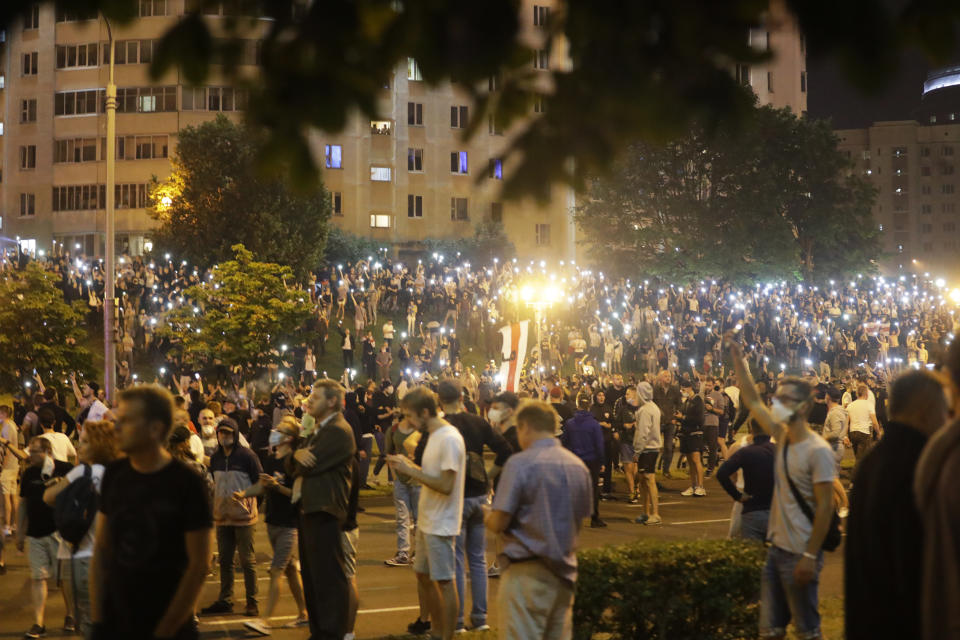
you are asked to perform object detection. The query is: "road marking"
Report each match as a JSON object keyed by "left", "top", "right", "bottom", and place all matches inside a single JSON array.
[
  {"left": 671, "top": 518, "right": 731, "bottom": 525},
  {"left": 200, "top": 605, "right": 421, "bottom": 627}
]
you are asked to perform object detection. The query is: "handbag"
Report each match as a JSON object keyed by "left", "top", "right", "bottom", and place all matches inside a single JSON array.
[{"left": 782, "top": 440, "right": 843, "bottom": 552}]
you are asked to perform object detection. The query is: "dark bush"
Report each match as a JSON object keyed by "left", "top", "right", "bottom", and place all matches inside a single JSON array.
[{"left": 574, "top": 538, "right": 766, "bottom": 640}]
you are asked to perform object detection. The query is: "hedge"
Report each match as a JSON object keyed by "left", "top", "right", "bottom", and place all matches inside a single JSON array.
[{"left": 573, "top": 538, "right": 767, "bottom": 640}]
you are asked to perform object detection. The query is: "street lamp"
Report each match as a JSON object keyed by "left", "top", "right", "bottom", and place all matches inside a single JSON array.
[
  {"left": 102, "top": 14, "right": 118, "bottom": 404},
  {"left": 518, "top": 279, "right": 563, "bottom": 385}
]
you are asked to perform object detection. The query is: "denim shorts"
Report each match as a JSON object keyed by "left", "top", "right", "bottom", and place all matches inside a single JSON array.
[
  {"left": 760, "top": 545, "right": 823, "bottom": 639},
  {"left": 413, "top": 529, "right": 456, "bottom": 582}
]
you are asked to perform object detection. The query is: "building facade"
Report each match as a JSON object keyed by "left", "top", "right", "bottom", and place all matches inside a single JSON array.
[
  {"left": 0, "top": 0, "right": 806, "bottom": 261},
  {"left": 836, "top": 62, "right": 960, "bottom": 278}
]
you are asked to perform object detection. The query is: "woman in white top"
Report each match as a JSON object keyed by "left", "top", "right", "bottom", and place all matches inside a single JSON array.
[{"left": 43, "top": 420, "right": 120, "bottom": 638}]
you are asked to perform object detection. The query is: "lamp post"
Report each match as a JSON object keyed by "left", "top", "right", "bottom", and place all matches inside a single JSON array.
[
  {"left": 520, "top": 282, "right": 563, "bottom": 386},
  {"left": 102, "top": 15, "right": 117, "bottom": 404}
]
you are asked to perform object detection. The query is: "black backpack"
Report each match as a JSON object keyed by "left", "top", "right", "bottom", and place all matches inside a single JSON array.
[{"left": 54, "top": 464, "right": 97, "bottom": 547}]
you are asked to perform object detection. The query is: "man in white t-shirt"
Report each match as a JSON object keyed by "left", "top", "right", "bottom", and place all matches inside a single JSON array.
[
  {"left": 38, "top": 408, "right": 77, "bottom": 464},
  {"left": 846, "top": 384, "right": 880, "bottom": 463},
  {"left": 729, "top": 339, "right": 837, "bottom": 640},
  {"left": 387, "top": 388, "right": 465, "bottom": 640}
]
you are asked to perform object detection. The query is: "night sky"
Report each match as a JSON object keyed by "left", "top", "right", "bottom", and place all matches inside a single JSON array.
[{"left": 807, "top": 52, "right": 933, "bottom": 129}]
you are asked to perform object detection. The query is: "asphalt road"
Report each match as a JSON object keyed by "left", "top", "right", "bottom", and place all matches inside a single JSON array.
[{"left": 0, "top": 470, "right": 844, "bottom": 639}]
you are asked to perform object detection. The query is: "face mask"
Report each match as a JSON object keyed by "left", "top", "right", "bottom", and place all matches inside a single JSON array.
[
  {"left": 627, "top": 396, "right": 639, "bottom": 407},
  {"left": 269, "top": 431, "right": 288, "bottom": 447},
  {"left": 219, "top": 435, "right": 235, "bottom": 448},
  {"left": 201, "top": 424, "right": 215, "bottom": 438},
  {"left": 769, "top": 397, "right": 794, "bottom": 423},
  {"left": 487, "top": 408, "right": 507, "bottom": 424},
  {"left": 385, "top": 386, "right": 394, "bottom": 395}
]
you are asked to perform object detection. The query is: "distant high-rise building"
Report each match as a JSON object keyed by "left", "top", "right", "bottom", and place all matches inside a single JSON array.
[
  {"left": 836, "top": 66, "right": 960, "bottom": 276},
  {"left": 0, "top": 1, "right": 806, "bottom": 260}
]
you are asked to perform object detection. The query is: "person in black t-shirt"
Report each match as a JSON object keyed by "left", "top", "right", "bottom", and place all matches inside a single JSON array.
[
  {"left": 437, "top": 381, "right": 511, "bottom": 632},
  {"left": 239, "top": 417, "right": 309, "bottom": 636},
  {"left": 90, "top": 385, "right": 212, "bottom": 640},
  {"left": 17, "top": 436, "right": 72, "bottom": 640}
]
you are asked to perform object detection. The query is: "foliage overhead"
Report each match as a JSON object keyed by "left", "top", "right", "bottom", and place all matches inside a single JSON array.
[
  {"left": 2, "top": 0, "right": 954, "bottom": 200},
  {"left": 158, "top": 244, "right": 312, "bottom": 374},
  {"left": 575, "top": 106, "right": 880, "bottom": 283},
  {"left": 0, "top": 263, "right": 93, "bottom": 392},
  {"left": 149, "top": 115, "right": 331, "bottom": 279}
]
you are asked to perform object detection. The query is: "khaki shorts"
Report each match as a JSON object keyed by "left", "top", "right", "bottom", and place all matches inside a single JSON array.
[
  {"left": 28, "top": 535, "right": 60, "bottom": 581},
  {"left": 412, "top": 529, "right": 455, "bottom": 582},
  {"left": 340, "top": 527, "right": 359, "bottom": 578},
  {"left": 267, "top": 524, "right": 299, "bottom": 571},
  {"left": 0, "top": 468, "right": 18, "bottom": 495}
]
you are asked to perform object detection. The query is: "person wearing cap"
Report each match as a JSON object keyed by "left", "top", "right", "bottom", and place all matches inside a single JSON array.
[
  {"left": 633, "top": 382, "right": 662, "bottom": 525},
  {"left": 238, "top": 417, "right": 309, "bottom": 636},
  {"left": 678, "top": 378, "right": 706, "bottom": 497},
  {"left": 437, "top": 381, "right": 511, "bottom": 633},
  {"left": 201, "top": 417, "right": 264, "bottom": 617}
]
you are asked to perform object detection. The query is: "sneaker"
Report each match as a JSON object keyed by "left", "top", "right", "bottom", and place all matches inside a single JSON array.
[
  {"left": 663, "top": 472, "right": 674, "bottom": 479},
  {"left": 2, "top": 526, "right": 11, "bottom": 536},
  {"left": 243, "top": 619, "right": 271, "bottom": 636},
  {"left": 245, "top": 601, "right": 259, "bottom": 617},
  {"left": 24, "top": 625, "right": 46, "bottom": 639},
  {"left": 628, "top": 496, "right": 640, "bottom": 505},
  {"left": 407, "top": 618, "right": 431, "bottom": 634},
  {"left": 281, "top": 616, "right": 309, "bottom": 628},
  {"left": 64, "top": 615, "right": 76, "bottom": 632},
  {"left": 645, "top": 515, "right": 663, "bottom": 525},
  {"left": 487, "top": 563, "right": 500, "bottom": 578},
  {"left": 693, "top": 486, "right": 707, "bottom": 497},
  {"left": 454, "top": 627, "right": 467, "bottom": 635},
  {"left": 200, "top": 600, "right": 234, "bottom": 615},
  {"left": 590, "top": 517, "right": 607, "bottom": 528},
  {"left": 681, "top": 487, "right": 695, "bottom": 497},
  {"left": 838, "top": 507, "right": 850, "bottom": 518},
  {"left": 634, "top": 514, "right": 649, "bottom": 524},
  {"left": 472, "top": 624, "right": 491, "bottom": 632},
  {"left": 385, "top": 552, "right": 410, "bottom": 567}
]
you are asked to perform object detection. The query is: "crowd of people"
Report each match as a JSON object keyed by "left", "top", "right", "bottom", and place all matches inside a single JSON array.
[{"left": 2, "top": 246, "right": 960, "bottom": 639}]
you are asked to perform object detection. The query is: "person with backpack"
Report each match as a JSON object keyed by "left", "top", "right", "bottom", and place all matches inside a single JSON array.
[
  {"left": 42, "top": 420, "right": 120, "bottom": 638},
  {"left": 17, "top": 436, "right": 73, "bottom": 639},
  {"left": 728, "top": 336, "right": 839, "bottom": 640}
]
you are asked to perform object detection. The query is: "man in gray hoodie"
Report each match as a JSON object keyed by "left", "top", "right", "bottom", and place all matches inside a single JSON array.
[{"left": 633, "top": 382, "right": 662, "bottom": 525}]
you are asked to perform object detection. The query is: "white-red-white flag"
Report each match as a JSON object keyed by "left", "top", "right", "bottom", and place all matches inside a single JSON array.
[{"left": 499, "top": 320, "right": 529, "bottom": 392}]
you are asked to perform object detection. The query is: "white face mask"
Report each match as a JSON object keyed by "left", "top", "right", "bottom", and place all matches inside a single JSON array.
[
  {"left": 201, "top": 424, "right": 215, "bottom": 438},
  {"left": 770, "top": 397, "right": 794, "bottom": 423},
  {"left": 487, "top": 408, "right": 507, "bottom": 425},
  {"left": 268, "top": 431, "right": 288, "bottom": 447}
]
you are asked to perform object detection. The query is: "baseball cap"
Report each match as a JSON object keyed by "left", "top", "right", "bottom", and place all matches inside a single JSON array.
[{"left": 216, "top": 417, "right": 239, "bottom": 434}]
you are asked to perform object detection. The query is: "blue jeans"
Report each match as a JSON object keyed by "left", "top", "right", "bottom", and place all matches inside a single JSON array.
[
  {"left": 739, "top": 509, "right": 769, "bottom": 542},
  {"left": 760, "top": 546, "right": 824, "bottom": 639},
  {"left": 393, "top": 481, "right": 420, "bottom": 555},
  {"left": 455, "top": 495, "right": 488, "bottom": 629}
]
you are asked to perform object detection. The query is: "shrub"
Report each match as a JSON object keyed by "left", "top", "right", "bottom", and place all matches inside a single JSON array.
[{"left": 574, "top": 538, "right": 766, "bottom": 640}]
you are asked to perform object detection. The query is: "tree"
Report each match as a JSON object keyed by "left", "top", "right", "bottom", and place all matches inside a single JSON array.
[
  {"left": 1, "top": 0, "right": 947, "bottom": 201},
  {"left": 149, "top": 115, "right": 331, "bottom": 279},
  {"left": 323, "top": 227, "right": 389, "bottom": 269},
  {"left": 576, "top": 105, "right": 879, "bottom": 283},
  {"left": 421, "top": 220, "right": 516, "bottom": 265},
  {"left": 158, "top": 244, "right": 312, "bottom": 375},
  {"left": 0, "top": 263, "right": 93, "bottom": 392}
]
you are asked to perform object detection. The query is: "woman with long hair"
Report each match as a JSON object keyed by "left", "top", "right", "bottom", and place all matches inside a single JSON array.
[{"left": 43, "top": 420, "right": 120, "bottom": 637}]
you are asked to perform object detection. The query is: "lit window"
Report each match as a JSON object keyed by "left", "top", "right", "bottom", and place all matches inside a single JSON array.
[
  {"left": 450, "top": 151, "right": 468, "bottom": 175},
  {"left": 490, "top": 158, "right": 503, "bottom": 180},
  {"left": 407, "top": 58, "right": 423, "bottom": 81},
  {"left": 370, "top": 120, "right": 392, "bottom": 135},
  {"left": 325, "top": 144, "right": 342, "bottom": 169},
  {"left": 370, "top": 214, "right": 392, "bottom": 228},
  {"left": 371, "top": 166, "right": 392, "bottom": 181}
]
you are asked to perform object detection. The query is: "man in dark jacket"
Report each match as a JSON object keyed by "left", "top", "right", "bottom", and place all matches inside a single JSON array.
[
  {"left": 292, "top": 380, "right": 357, "bottom": 640},
  {"left": 716, "top": 419, "right": 775, "bottom": 541},
  {"left": 560, "top": 393, "right": 605, "bottom": 527},
  {"left": 653, "top": 371, "right": 682, "bottom": 478},
  {"left": 38, "top": 388, "right": 76, "bottom": 438},
  {"left": 846, "top": 370, "right": 948, "bottom": 640},
  {"left": 678, "top": 379, "right": 706, "bottom": 497}
]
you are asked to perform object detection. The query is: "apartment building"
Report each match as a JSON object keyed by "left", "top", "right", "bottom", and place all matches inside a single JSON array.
[
  {"left": 0, "top": 0, "right": 806, "bottom": 260},
  {"left": 835, "top": 68, "right": 960, "bottom": 277}
]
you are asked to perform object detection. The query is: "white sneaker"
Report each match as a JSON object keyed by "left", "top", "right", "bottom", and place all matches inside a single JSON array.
[
  {"left": 681, "top": 487, "right": 695, "bottom": 497},
  {"left": 243, "top": 619, "right": 271, "bottom": 636},
  {"left": 645, "top": 515, "right": 663, "bottom": 525},
  {"left": 693, "top": 486, "right": 706, "bottom": 497}
]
